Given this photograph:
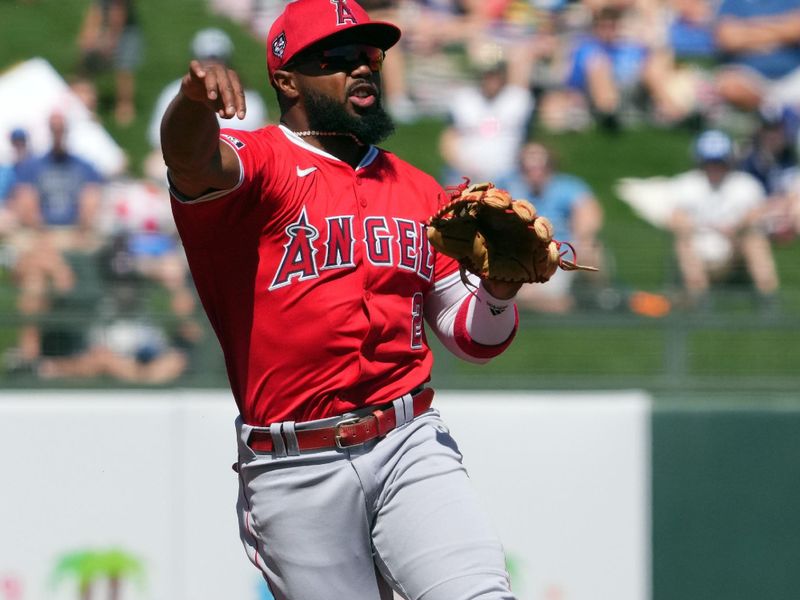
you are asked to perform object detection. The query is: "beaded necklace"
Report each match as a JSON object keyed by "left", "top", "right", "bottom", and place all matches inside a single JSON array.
[{"left": 290, "top": 129, "right": 363, "bottom": 146}]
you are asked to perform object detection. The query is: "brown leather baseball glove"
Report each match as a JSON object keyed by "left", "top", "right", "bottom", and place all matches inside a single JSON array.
[{"left": 426, "top": 180, "right": 597, "bottom": 284}]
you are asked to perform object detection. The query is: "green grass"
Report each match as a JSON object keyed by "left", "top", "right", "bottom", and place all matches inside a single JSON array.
[
  {"left": 690, "top": 330, "right": 800, "bottom": 375},
  {"left": 445, "top": 327, "right": 666, "bottom": 376},
  {"left": 2, "top": 1, "right": 800, "bottom": 392}
]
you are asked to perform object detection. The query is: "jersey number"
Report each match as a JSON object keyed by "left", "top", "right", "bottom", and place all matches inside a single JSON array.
[{"left": 410, "top": 292, "right": 423, "bottom": 350}]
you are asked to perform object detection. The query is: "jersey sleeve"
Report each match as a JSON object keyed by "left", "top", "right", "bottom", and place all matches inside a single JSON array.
[{"left": 168, "top": 128, "right": 275, "bottom": 205}]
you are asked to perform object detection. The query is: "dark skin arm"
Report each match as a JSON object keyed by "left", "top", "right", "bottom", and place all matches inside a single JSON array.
[{"left": 160, "top": 60, "right": 247, "bottom": 198}]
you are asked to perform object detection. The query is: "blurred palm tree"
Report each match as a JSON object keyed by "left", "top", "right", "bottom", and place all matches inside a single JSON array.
[{"left": 51, "top": 548, "right": 144, "bottom": 600}]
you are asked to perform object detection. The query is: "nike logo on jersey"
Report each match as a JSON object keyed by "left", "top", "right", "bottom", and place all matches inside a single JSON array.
[{"left": 296, "top": 166, "right": 317, "bottom": 178}]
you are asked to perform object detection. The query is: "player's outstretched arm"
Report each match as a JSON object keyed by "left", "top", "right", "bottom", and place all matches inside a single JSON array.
[{"left": 161, "top": 60, "right": 247, "bottom": 199}]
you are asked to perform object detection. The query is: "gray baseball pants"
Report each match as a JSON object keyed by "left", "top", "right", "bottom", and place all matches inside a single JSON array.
[{"left": 235, "top": 407, "right": 516, "bottom": 600}]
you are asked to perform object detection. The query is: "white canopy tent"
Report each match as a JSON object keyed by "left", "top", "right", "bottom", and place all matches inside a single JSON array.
[{"left": 0, "top": 57, "right": 127, "bottom": 177}]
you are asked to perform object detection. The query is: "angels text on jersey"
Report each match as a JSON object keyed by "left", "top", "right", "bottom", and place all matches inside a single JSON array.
[{"left": 269, "top": 206, "right": 435, "bottom": 290}]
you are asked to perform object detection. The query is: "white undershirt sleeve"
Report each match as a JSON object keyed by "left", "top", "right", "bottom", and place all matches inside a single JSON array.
[{"left": 424, "top": 271, "right": 519, "bottom": 364}]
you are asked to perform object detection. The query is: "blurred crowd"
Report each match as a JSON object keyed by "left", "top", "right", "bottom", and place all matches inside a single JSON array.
[
  {"left": 1, "top": 0, "right": 800, "bottom": 381},
  {"left": 212, "top": 0, "right": 800, "bottom": 313}
]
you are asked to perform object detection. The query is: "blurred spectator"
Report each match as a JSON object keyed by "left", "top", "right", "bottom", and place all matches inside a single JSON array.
[
  {"left": 12, "top": 114, "right": 103, "bottom": 241},
  {"left": 68, "top": 74, "right": 102, "bottom": 121},
  {"left": 0, "top": 129, "right": 30, "bottom": 258},
  {"left": 650, "top": 0, "right": 719, "bottom": 126},
  {"left": 361, "top": 0, "right": 418, "bottom": 123},
  {"left": 0, "top": 161, "right": 13, "bottom": 207},
  {"left": 497, "top": 142, "right": 606, "bottom": 313},
  {"left": 98, "top": 172, "right": 198, "bottom": 332},
  {"left": 35, "top": 247, "right": 193, "bottom": 385},
  {"left": 0, "top": 129, "right": 28, "bottom": 201},
  {"left": 739, "top": 105, "right": 800, "bottom": 242},
  {"left": 539, "top": 5, "right": 690, "bottom": 131},
  {"left": 390, "top": 0, "right": 486, "bottom": 117},
  {"left": 439, "top": 42, "right": 535, "bottom": 183},
  {"left": 77, "top": 0, "right": 143, "bottom": 125},
  {"left": 36, "top": 318, "right": 190, "bottom": 384},
  {"left": 6, "top": 112, "right": 105, "bottom": 369},
  {"left": 9, "top": 127, "right": 32, "bottom": 169},
  {"left": 146, "top": 27, "right": 268, "bottom": 150},
  {"left": 667, "top": 129, "right": 780, "bottom": 309},
  {"left": 713, "top": 0, "right": 800, "bottom": 112},
  {"left": 667, "top": 0, "right": 716, "bottom": 62}
]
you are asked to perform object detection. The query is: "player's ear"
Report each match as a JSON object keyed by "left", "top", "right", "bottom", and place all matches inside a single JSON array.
[{"left": 272, "top": 70, "right": 300, "bottom": 100}]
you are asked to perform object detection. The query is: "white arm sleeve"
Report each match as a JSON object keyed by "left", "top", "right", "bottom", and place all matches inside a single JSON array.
[{"left": 424, "top": 271, "right": 519, "bottom": 364}]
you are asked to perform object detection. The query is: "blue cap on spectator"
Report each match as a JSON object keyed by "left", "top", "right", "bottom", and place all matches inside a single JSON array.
[
  {"left": 10, "top": 128, "right": 27, "bottom": 142},
  {"left": 694, "top": 130, "right": 733, "bottom": 163}
]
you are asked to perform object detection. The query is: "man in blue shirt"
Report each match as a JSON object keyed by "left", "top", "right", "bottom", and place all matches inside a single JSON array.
[
  {"left": 714, "top": 0, "right": 800, "bottom": 110},
  {"left": 499, "top": 143, "right": 605, "bottom": 312},
  {"left": 15, "top": 117, "right": 104, "bottom": 229},
  {"left": 9, "top": 112, "right": 105, "bottom": 368}
]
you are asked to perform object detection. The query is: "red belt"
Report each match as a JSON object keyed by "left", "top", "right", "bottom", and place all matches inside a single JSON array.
[{"left": 248, "top": 388, "right": 434, "bottom": 452}]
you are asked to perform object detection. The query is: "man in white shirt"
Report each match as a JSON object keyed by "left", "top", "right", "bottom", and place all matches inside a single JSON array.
[
  {"left": 669, "top": 129, "right": 780, "bottom": 308},
  {"left": 439, "top": 42, "right": 534, "bottom": 184}
]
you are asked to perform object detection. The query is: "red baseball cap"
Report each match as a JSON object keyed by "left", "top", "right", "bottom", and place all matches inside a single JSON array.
[{"left": 266, "top": 0, "right": 401, "bottom": 76}]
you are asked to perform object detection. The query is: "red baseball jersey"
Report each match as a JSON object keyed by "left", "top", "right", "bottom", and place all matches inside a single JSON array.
[{"left": 171, "top": 125, "right": 459, "bottom": 425}]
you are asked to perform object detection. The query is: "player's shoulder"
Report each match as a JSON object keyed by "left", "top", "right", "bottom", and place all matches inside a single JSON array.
[
  {"left": 219, "top": 125, "right": 295, "bottom": 176},
  {"left": 219, "top": 124, "right": 280, "bottom": 148}
]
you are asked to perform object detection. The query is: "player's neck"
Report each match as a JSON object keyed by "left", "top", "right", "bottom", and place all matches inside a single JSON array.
[
  {"left": 283, "top": 120, "right": 367, "bottom": 168},
  {"left": 321, "top": 137, "right": 369, "bottom": 168}
]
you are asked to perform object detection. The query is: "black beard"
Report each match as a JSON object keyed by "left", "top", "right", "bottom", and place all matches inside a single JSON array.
[{"left": 303, "top": 88, "right": 395, "bottom": 145}]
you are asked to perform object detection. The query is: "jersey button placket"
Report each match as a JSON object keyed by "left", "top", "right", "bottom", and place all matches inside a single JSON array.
[
  {"left": 354, "top": 172, "right": 367, "bottom": 207},
  {"left": 354, "top": 175, "right": 372, "bottom": 302}
]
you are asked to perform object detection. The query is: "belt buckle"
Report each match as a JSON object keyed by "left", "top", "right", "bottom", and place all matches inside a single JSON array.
[{"left": 334, "top": 416, "right": 364, "bottom": 449}]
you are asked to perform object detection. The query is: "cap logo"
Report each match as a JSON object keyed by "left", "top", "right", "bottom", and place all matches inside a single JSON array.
[
  {"left": 272, "top": 31, "right": 286, "bottom": 59},
  {"left": 331, "top": 0, "right": 358, "bottom": 25}
]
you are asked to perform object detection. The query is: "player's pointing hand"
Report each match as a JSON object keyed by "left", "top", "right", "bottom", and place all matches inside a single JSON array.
[{"left": 181, "top": 59, "right": 247, "bottom": 120}]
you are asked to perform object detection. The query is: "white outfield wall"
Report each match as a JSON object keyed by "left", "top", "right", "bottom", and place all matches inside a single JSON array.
[{"left": 0, "top": 390, "right": 651, "bottom": 600}]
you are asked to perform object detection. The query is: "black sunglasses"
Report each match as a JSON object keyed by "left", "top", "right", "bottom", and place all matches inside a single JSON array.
[{"left": 291, "top": 44, "right": 385, "bottom": 73}]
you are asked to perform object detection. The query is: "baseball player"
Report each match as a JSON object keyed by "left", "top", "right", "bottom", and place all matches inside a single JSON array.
[{"left": 161, "top": 1, "right": 526, "bottom": 598}]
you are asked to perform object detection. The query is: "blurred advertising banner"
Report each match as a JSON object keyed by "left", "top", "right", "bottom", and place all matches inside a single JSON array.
[{"left": 0, "top": 390, "right": 651, "bottom": 600}]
